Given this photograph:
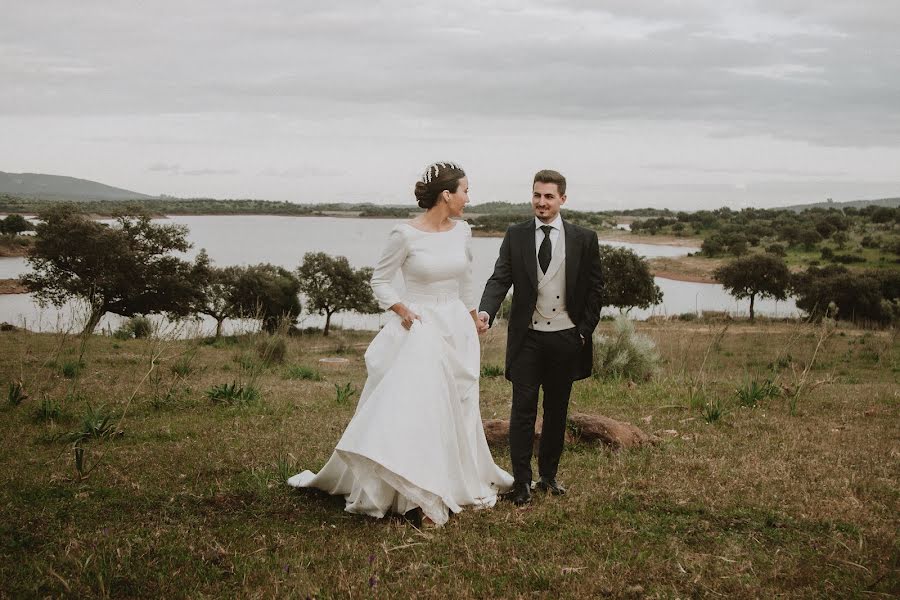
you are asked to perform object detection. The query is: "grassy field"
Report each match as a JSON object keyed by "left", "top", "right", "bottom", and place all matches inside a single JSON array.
[{"left": 1, "top": 320, "right": 897, "bottom": 598}]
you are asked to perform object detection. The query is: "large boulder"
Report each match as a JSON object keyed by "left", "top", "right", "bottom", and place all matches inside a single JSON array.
[
  {"left": 482, "top": 418, "right": 576, "bottom": 447},
  {"left": 483, "top": 413, "right": 658, "bottom": 450},
  {"left": 567, "top": 413, "right": 659, "bottom": 449}
]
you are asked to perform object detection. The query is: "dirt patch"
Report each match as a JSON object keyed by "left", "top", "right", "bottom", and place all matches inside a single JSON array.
[
  {"left": 0, "top": 244, "right": 30, "bottom": 258},
  {"left": 0, "top": 278, "right": 26, "bottom": 294},
  {"left": 648, "top": 256, "right": 722, "bottom": 283},
  {"left": 597, "top": 229, "right": 702, "bottom": 248}
]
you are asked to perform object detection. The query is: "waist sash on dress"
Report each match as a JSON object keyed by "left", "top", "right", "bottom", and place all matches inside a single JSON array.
[{"left": 405, "top": 285, "right": 460, "bottom": 305}]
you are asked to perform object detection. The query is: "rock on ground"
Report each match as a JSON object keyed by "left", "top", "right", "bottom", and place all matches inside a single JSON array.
[{"left": 483, "top": 413, "right": 658, "bottom": 449}]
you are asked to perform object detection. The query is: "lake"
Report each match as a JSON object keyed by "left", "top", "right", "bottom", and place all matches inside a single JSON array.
[{"left": 0, "top": 215, "right": 798, "bottom": 334}]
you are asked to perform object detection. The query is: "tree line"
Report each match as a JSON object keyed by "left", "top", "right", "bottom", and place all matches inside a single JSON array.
[
  {"left": 0, "top": 195, "right": 413, "bottom": 219},
  {"left": 18, "top": 206, "right": 897, "bottom": 332},
  {"left": 714, "top": 253, "right": 899, "bottom": 324},
  {"left": 19, "top": 207, "right": 665, "bottom": 337},
  {"left": 22, "top": 207, "right": 380, "bottom": 337},
  {"left": 627, "top": 205, "right": 900, "bottom": 261}
]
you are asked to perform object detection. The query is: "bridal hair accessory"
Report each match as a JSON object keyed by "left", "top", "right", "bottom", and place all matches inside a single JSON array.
[{"left": 421, "top": 162, "right": 463, "bottom": 184}]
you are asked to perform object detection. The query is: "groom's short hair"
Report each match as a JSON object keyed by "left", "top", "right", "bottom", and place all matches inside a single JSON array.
[{"left": 533, "top": 170, "right": 566, "bottom": 196}]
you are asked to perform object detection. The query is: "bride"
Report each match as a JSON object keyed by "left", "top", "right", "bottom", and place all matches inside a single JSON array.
[{"left": 288, "top": 161, "right": 513, "bottom": 526}]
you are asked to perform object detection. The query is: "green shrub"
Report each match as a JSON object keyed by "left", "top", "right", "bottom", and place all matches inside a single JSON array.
[
  {"left": 860, "top": 235, "right": 880, "bottom": 249},
  {"left": 7, "top": 380, "right": 28, "bottom": 405},
  {"left": 66, "top": 403, "right": 118, "bottom": 442},
  {"left": 206, "top": 382, "right": 260, "bottom": 405},
  {"left": 60, "top": 361, "right": 83, "bottom": 379},
  {"left": 734, "top": 377, "right": 777, "bottom": 408},
  {"left": 285, "top": 365, "right": 323, "bottom": 381},
  {"left": 204, "top": 335, "right": 239, "bottom": 347},
  {"left": 702, "top": 398, "right": 727, "bottom": 423},
  {"left": 480, "top": 364, "right": 504, "bottom": 378},
  {"left": 114, "top": 316, "right": 153, "bottom": 339},
  {"left": 275, "top": 452, "right": 297, "bottom": 483},
  {"left": 591, "top": 315, "right": 659, "bottom": 382},
  {"left": 765, "top": 243, "right": 787, "bottom": 257},
  {"left": 34, "top": 397, "right": 61, "bottom": 422},
  {"left": 687, "top": 386, "right": 706, "bottom": 410},
  {"left": 831, "top": 253, "right": 866, "bottom": 264},
  {"left": 171, "top": 358, "right": 195, "bottom": 378},
  {"left": 334, "top": 382, "right": 356, "bottom": 404},
  {"left": 793, "top": 266, "right": 898, "bottom": 324}
]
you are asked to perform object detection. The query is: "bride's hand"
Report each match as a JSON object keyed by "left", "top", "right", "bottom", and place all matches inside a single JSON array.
[{"left": 400, "top": 309, "right": 421, "bottom": 330}]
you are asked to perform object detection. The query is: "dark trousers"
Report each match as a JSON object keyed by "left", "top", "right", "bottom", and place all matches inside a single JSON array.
[{"left": 507, "top": 327, "right": 580, "bottom": 484}]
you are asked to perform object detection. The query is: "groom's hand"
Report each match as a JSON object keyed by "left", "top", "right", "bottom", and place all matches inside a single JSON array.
[{"left": 476, "top": 311, "right": 490, "bottom": 335}]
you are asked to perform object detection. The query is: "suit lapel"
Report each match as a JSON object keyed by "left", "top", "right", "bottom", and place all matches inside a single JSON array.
[
  {"left": 520, "top": 222, "right": 538, "bottom": 290},
  {"left": 564, "top": 221, "right": 581, "bottom": 302}
]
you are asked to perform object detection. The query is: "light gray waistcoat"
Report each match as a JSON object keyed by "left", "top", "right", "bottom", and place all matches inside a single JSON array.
[{"left": 530, "top": 225, "right": 575, "bottom": 332}]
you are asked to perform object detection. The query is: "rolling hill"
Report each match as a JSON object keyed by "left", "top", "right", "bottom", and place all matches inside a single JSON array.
[
  {"left": 0, "top": 171, "right": 151, "bottom": 201},
  {"left": 780, "top": 197, "right": 900, "bottom": 212}
]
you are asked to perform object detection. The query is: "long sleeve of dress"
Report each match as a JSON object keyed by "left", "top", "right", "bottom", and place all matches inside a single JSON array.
[
  {"left": 459, "top": 222, "right": 477, "bottom": 311},
  {"left": 370, "top": 225, "right": 408, "bottom": 310}
]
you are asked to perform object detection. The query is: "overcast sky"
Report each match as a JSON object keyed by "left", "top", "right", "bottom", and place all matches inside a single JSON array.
[{"left": 2, "top": 0, "right": 899, "bottom": 210}]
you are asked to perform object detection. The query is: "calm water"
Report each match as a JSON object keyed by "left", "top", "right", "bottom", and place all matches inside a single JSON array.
[{"left": 0, "top": 215, "right": 798, "bottom": 333}]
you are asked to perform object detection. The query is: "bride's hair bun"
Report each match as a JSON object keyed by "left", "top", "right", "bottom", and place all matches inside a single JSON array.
[
  {"left": 414, "top": 162, "right": 465, "bottom": 209},
  {"left": 414, "top": 181, "right": 432, "bottom": 209}
]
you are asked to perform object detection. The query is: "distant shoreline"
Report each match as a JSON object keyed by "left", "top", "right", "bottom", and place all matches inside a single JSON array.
[
  {"left": 0, "top": 246, "right": 29, "bottom": 258},
  {"left": 596, "top": 229, "right": 702, "bottom": 248}
]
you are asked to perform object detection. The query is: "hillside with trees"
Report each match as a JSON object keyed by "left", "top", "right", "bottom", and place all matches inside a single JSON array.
[{"left": 0, "top": 171, "right": 150, "bottom": 201}]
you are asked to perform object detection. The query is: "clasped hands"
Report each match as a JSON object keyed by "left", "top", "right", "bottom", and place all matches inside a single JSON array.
[{"left": 475, "top": 311, "right": 490, "bottom": 335}]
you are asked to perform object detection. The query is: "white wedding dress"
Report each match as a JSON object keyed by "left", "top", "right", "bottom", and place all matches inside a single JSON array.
[{"left": 288, "top": 220, "right": 513, "bottom": 525}]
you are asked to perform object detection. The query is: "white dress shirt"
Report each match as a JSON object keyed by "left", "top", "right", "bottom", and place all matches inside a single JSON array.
[{"left": 535, "top": 214, "right": 563, "bottom": 256}]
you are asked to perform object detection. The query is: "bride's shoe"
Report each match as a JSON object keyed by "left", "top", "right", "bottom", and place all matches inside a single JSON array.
[
  {"left": 402, "top": 508, "right": 423, "bottom": 528},
  {"left": 401, "top": 508, "right": 439, "bottom": 529}
]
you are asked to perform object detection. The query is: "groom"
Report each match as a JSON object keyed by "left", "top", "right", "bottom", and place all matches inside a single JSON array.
[{"left": 477, "top": 169, "right": 604, "bottom": 506}]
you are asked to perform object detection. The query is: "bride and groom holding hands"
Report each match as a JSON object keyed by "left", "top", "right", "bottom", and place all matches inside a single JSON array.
[{"left": 288, "top": 163, "right": 604, "bottom": 526}]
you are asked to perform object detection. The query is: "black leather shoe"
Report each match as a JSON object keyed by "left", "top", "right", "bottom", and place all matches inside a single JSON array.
[
  {"left": 402, "top": 508, "right": 423, "bottom": 527},
  {"left": 536, "top": 476, "right": 566, "bottom": 495},
  {"left": 507, "top": 481, "right": 532, "bottom": 506}
]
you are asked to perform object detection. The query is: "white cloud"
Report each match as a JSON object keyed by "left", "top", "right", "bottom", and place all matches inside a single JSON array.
[{"left": 0, "top": 0, "right": 897, "bottom": 207}]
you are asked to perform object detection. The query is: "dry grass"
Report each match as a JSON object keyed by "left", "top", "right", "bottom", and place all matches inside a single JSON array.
[{"left": 1, "top": 320, "right": 897, "bottom": 598}]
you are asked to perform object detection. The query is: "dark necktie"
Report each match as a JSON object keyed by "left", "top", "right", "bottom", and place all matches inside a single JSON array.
[{"left": 538, "top": 225, "right": 553, "bottom": 273}]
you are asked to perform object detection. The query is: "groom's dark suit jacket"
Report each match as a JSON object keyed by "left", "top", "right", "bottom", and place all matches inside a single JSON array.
[{"left": 479, "top": 218, "right": 604, "bottom": 382}]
